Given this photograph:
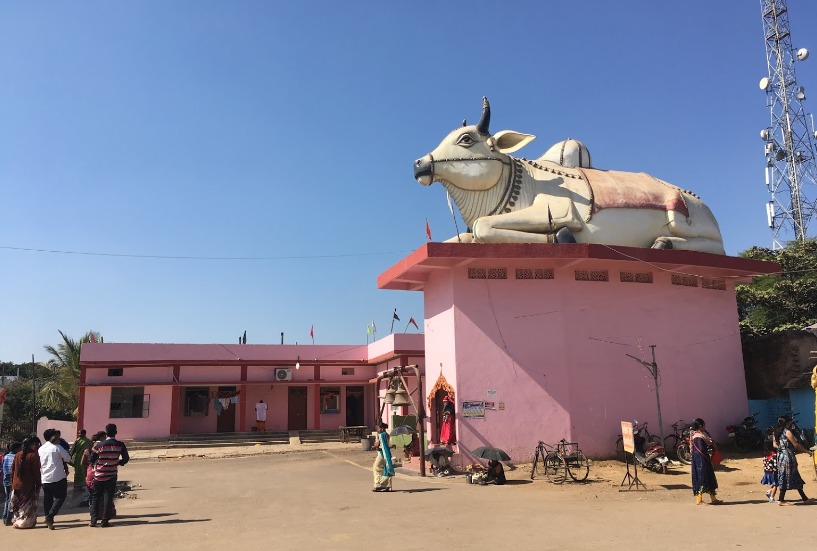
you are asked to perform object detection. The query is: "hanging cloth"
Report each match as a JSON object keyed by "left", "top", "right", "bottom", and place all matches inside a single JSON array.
[
  {"left": 219, "top": 398, "right": 231, "bottom": 411},
  {"left": 214, "top": 398, "right": 223, "bottom": 416}
]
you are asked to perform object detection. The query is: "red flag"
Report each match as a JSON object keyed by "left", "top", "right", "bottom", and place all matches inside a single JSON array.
[
  {"left": 90, "top": 334, "right": 97, "bottom": 344},
  {"left": 408, "top": 316, "right": 419, "bottom": 330},
  {"left": 310, "top": 325, "right": 314, "bottom": 339},
  {"left": 0, "top": 387, "right": 7, "bottom": 405},
  {"left": 425, "top": 218, "right": 432, "bottom": 241}
]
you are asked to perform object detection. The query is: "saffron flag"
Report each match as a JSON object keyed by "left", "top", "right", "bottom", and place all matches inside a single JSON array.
[
  {"left": 392, "top": 309, "right": 400, "bottom": 322},
  {"left": 425, "top": 218, "right": 432, "bottom": 241},
  {"left": 408, "top": 316, "right": 419, "bottom": 330}
]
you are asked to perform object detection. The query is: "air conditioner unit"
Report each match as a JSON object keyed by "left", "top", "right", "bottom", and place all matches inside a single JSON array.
[{"left": 274, "top": 368, "right": 292, "bottom": 381}]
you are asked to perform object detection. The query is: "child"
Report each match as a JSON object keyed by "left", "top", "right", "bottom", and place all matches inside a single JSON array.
[{"left": 761, "top": 448, "right": 778, "bottom": 503}]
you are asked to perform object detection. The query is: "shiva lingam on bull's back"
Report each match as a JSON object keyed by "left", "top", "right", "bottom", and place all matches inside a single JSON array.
[{"left": 414, "top": 97, "right": 725, "bottom": 254}]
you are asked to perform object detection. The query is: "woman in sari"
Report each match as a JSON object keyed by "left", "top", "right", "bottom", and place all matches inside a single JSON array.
[
  {"left": 690, "top": 418, "right": 721, "bottom": 505},
  {"left": 9, "top": 437, "right": 42, "bottom": 528},
  {"left": 372, "top": 423, "right": 394, "bottom": 492}
]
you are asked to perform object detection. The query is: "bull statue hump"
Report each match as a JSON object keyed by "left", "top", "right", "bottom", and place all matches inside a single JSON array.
[{"left": 413, "top": 97, "right": 725, "bottom": 255}]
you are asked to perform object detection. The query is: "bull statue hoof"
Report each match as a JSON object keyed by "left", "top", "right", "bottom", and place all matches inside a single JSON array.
[
  {"left": 445, "top": 233, "right": 475, "bottom": 243},
  {"left": 651, "top": 237, "right": 673, "bottom": 250},
  {"left": 555, "top": 227, "right": 576, "bottom": 244}
]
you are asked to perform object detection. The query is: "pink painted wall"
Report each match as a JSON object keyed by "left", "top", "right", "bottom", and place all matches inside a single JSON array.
[
  {"left": 424, "top": 258, "right": 749, "bottom": 460},
  {"left": 85, "top": 366, "right": 173, "bottom": 385},
  {"left": 83, "top": 385, "right": 173, "bottom": 440},
  {"left": 179, "top": 365, "right": 241, "bottom": 383}
]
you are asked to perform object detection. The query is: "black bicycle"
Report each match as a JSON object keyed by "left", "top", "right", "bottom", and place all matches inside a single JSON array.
[
  {"left": 664, "top": 419, "right": 692, "bottom": 463},
  {"left": 531, "top": 439, "right": 590, "bottom": 483}
]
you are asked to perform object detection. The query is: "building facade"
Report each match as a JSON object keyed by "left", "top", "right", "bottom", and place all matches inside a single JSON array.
[{"left": 79, "top": 334, "right": 424, "bottom": 440}]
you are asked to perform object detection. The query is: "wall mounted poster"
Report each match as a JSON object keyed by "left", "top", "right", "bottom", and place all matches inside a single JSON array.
[
  {"left": 461, "top": 400, "right": 486, "bottom": 419},
  {"left": 484, "top": 401, "right": 496, "bottom": 410}
]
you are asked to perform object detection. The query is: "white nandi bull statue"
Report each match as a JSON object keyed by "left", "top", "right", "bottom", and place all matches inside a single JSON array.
[{"left": 413, "top": 98, "right": 725, "bottom": 254}]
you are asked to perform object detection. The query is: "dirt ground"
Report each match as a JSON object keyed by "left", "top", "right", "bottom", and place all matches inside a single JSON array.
[{"left": 1, "top": 446, "right": 816, "bottom": 550}]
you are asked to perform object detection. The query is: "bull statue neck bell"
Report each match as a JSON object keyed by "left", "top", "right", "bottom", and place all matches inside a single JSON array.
[{"left": 413, "top": 97, "right": 725, "bottom": 254}]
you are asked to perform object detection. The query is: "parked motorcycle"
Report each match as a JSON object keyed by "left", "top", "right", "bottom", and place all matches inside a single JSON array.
[
  {"left": 633, "top": 429, "right": 669, "bottom": 473},
  {"left": 726, "top": 413, "right": 764, "bottom": 453}
]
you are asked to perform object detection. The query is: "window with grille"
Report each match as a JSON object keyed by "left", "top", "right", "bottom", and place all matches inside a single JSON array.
[
  {"left": 515, "top": 268, "right": 554, "bottom": 280},
  {"left": 701, "top": 277, "right": 726, "bottom": 290},
  {"left": 109, "top": 387, "right": 149, "bottom": 418},
  {"left": 620, "top": 271, "right": 653, "bottom": 284},
  {"left": 671, "top": 274, "right": 699, "bottom": 287},
  {"left": 575, "top": 270, "right": 609, "bottom": 282},
  {"left": 184, "top": 387, "right": 209, "bottom": 417}
]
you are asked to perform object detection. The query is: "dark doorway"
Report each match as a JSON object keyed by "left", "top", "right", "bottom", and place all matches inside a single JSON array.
[
  {"left": 288, "top": 386, "right": 308, "bottom": 430},
  {"left": 345, "top": 386, "right": 364, "bottom": 426},
  {"left": 216, "top": 386, "right": 236, "bottom": 433}
]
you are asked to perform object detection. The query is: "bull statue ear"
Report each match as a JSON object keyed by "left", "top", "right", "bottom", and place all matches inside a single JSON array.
[{"left": 493, "top": 130, "right": 536, "bottom": 154}]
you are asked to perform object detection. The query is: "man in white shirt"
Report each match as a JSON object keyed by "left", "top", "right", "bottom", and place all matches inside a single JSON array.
[
  {"left": 39, "top": 428, "right": 72, "bottom": 530},
  {"left": 255, "top": 399, "right": 268, "bottom": 432}
]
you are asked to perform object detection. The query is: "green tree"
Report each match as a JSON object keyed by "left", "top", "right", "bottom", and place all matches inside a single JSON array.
[
  {"left": 38, "top": 330, "right": 101, "bottom": 417},
  {"left": 736, "top": 238, "right": 817, "bottom": 338}
]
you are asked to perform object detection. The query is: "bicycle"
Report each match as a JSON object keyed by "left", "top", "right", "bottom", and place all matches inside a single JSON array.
[
  {"left": 531, "top": 439, "right": 590, "bottom": 483},
  {"left": 615, "top": 421, "right": 661, "bottom": 461},
  {"left": 664, "top": 419, "right": 692, "bottom": 463}
]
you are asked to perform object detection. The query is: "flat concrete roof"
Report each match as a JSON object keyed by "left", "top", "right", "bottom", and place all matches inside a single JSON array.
[{"left": 377, "top": 242, "right": 780, "bottom": 291}]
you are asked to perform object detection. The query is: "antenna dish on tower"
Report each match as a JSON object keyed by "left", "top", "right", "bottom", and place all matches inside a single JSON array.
[
  {"left": 797, "top": 47, "right": 809, "bottom": 61},
  {"left": 759, "top": 77, "right": 771, "bottom": 90}
]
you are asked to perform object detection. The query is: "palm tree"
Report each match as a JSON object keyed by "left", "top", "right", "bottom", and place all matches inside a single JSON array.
[{"left": 39, "top": 330, "right": 101, "bottom": 417}]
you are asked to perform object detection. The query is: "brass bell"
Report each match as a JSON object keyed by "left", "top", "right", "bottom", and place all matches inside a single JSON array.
[
  {"left": 392, "top": 388, "right": 411, "bottom": 406},
  {"left": 384, "top": 386, "right": 396, "bottom": 405}
]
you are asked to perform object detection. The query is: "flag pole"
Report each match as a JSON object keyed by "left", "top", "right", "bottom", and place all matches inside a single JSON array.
[
  {"left": 403, "top": 320, "right": 410, "bottom": 332},
  {"left": 390, "top": 309, "right": 396, "bottom": 334},
  {"left": 447, "top": 191, "right": 461, "bottom": 243}
]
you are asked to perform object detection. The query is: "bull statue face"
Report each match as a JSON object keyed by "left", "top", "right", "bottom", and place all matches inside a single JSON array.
[{"left": 414, "top": 97, "right": 536, "bottom": 192}]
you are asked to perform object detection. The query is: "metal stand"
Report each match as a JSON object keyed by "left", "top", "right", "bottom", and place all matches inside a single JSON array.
[{"left": 620, "top": 455, "right": 645, "bottom": 490}]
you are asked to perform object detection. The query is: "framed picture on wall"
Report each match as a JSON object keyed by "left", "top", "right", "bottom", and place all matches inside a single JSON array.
[{"left": 320, "top": 387, "right": 340, "bottom": 414}]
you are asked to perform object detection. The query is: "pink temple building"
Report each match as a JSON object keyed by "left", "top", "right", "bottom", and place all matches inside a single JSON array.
[
  {"left": 378, "top": 242, "right": 778, "bottom": 460},
  {"left": 78, "top": 334, "right": 424, "bottom": 440}
]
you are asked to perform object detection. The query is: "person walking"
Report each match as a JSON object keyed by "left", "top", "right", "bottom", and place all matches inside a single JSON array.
[
  {"left": 255, "top": 399, "right": 268, "bottom": 432},
  {"left": 2, "top": 442, "right": 21, "bottom": 526},
  {"left": 9, "top": 437, "right": 41, "bottom": 528},
  {"left": 372, "top": 423, "right": 395, "bottom": 492},
  {"left": 39, "top": 428, "right": 72, "bottom": 529},
  {"left": 690, "top": 418, "right": 722, "bottom": 505},
  {"left": 70, "top": 429, "right": 91, "bottom": 490},
  {"left": 774, "top": 415, "right": 814, "bottom": 506},
  {"left": 89, "top": 423, "right": 129, "bottom": 527}
]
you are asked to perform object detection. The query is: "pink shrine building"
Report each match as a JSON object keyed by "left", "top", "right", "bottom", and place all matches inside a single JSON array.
[
  {"left": 78, "top": 334, "right": 424, "bottom": 440},
  {"left": 378, "top": 242, "right": 778, "bottom": 460}
]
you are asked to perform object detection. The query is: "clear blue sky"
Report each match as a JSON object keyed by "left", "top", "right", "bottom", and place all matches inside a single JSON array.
[{"left": 2, "top": 1, "right": 816, "bottom": 363}]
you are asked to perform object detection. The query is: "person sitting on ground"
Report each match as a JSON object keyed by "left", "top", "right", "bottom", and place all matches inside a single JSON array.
[{"left": 483, "top": 459, "right": 506, "bottom": 485}]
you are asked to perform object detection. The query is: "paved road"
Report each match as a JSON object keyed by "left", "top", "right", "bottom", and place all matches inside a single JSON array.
[{"left": 2, "top": 447, "right": 814, "bottom": 550}]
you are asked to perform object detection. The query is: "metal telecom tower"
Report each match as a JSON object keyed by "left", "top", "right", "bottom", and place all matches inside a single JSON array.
[{"left": 759, "top": 0, "right": 817, "bottom": 247}]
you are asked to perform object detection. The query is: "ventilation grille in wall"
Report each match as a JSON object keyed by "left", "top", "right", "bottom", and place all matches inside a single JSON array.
[
  {"left": 468, "top": 267, "right": 507, "bottom": 279},
  {"left": 671, "top": 274, "right": 699, "bottom": 287},
  {"left": 575, "top": 269, "right": 609, "bottom": 282},
  {"left": 701, "top": 277, "right": 726, "bottom": 290},
  {"left": 620, "top": 271, "right": 654, "bottom": 284},
  {"left": 515, "top": 268, "right": 554, "bottom": 280}
]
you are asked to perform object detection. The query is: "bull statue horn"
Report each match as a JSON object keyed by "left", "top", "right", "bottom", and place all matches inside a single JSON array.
[
  {"left": 462, "top": 119, "right": 467, "bottom": 127},
  {"left": 476, "top": 96, "right": 491, "bottom": 135}
]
